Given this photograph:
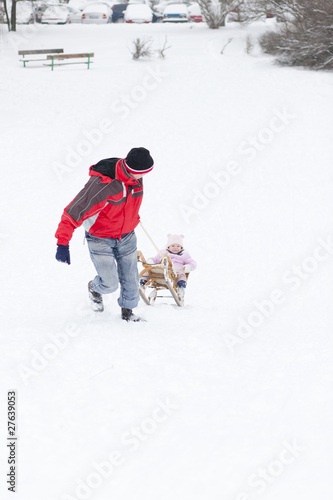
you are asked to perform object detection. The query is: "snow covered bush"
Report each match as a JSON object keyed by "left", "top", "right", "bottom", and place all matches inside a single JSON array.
[
  {"left": 259, "top": 0, "right": 333, "bottom": 70},
  {"left": 197, "top": 0, "right": 242, "bottom": 29}
]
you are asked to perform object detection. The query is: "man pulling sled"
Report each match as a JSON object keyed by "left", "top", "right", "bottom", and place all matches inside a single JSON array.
[{"left": 55, "top": 147, "right": 154, "bottom": 322}]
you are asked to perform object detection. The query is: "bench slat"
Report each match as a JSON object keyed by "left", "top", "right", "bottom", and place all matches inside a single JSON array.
[
  {"left": 18, "top": 49, "right": 64, "bottom": 55},
  {"left": 20, "top": 58, "right": 52, "bottom": 62},
  {"left": 43, "top": 62, "right": 94, "bottom": 67},
  {"left": 46, "top": 53, "right": 94, "bottom": 60}
]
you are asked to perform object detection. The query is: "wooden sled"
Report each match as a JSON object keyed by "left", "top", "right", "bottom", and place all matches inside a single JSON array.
[{"left": 137, "top": 251, "right": 189, "bottom": 307}]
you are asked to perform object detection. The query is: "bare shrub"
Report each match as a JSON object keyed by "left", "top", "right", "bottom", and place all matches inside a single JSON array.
[
  {"left": 130, "top": 38, "right": 153, "bottom": 60},
  {"left": 157, "top": 37, "right": 171, "bottom": 59},
  {"left": 197, "top": 0, "right": 243, "bottom": 29},
  {"left": 259, "top": 0, "right": 333, "bottom": 70}
]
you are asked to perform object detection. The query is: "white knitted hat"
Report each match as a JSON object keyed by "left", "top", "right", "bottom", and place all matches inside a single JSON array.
[{"left": 166, "top": 234, "right": 184, "bottom": 248}]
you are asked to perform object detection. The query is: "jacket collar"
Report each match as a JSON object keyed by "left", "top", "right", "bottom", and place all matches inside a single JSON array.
[
  {"left": 167, "top": 248, "right": 184, "bottom": 256},
  {"left": 89, "top": 160, "right": 142, "bottom": 187},
  {"left": 116, "top": 160, "right": 142, "bottom": 187}
]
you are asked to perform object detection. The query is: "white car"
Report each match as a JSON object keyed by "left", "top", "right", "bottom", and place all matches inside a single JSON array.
[
  {"left": 186, "top": 2, "right": 202, "bottom": 22},
  {"left": 163, "top": 3, "right": 189, "bottom": 22},
  {"left": 67, "top": 5, "right": 84, "bottom": 22},
  {"left": 124, "top": 3, "right": 153, "bottom": 23},
  {"left": 16, "top": 1, "right": 35, "bottom": 24},
  {"left": 81, "top": 2, "right": 112, "bottom": 23},
  {"left": 42, "top": 5, "right": 71, "bottom": 23},
  {"left": 34, "top": 0, "right": 61, "bottom": 22}
]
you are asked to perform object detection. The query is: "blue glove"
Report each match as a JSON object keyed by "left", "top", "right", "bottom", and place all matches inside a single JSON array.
[{"left": 56, "top": 245, "right": 71, "bottom": 265}]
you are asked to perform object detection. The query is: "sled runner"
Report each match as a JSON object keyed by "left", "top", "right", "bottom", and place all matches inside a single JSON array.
[{"left": 137, "top": 251, "right": 189, "bottom": 307}]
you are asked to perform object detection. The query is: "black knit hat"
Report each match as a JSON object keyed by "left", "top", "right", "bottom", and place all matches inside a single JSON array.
[{"left": 125, "top": 147, "right": 154, "bottom": 174}]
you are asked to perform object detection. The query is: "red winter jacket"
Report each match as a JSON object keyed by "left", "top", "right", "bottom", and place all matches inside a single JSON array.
[{"left": 55, "top": 158, "right": 144, "bottom": 245}]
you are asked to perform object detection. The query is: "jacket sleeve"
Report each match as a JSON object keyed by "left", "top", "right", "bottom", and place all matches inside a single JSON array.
[
  {"left": 55, "top": 176, "right": 114, "bottom": 245},
  {"left": 183, "top": 252, "right": 197, "bottom": 271},
  {"left": 149, "top": 250, "right": 167, "bottom": 264}
]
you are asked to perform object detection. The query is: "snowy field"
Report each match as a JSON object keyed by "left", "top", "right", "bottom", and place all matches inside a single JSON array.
[{"left": 1, "top": 18, "right": 333, "bottom": 500}]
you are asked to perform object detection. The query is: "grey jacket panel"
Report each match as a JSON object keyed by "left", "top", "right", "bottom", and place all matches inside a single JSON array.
[{"left": 66, "top": 176, "right": 123, "bottom": 222}]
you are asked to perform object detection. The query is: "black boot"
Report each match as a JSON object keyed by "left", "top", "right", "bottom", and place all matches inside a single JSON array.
[
  {"left": 121, "top": 308, "right": 145, "bottom": 322},
  {"left": 88, "top": 281, "right": 104, "bottom": 312}
]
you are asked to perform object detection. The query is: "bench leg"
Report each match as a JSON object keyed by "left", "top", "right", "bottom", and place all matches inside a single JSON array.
[
  {"left": 87, "top": 53, "right": 90, "bottom": 70},
  {"left": 51, "top": 55, "right": 54, "bottom": 71}
]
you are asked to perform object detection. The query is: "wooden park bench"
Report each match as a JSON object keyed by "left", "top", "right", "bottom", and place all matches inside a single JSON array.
[
  {"left": 45, "top": 53, "right": 94, "bottom": 71},
  {"left": 18, "top": 49, "right": 64, "bottom": 68}
]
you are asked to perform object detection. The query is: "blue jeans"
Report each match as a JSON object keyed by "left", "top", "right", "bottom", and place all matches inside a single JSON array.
[{"left": 86, "top": 231, "right": 139, "bottom": 309}]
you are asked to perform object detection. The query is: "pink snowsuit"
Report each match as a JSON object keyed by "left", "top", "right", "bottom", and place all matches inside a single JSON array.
[{"left": 150, "top": 249, "right": 197, "bottom": 283}]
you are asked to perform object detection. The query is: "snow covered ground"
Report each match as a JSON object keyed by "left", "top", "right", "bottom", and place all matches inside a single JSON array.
[{"left": 1, "top": 18, "right": 333, "bottom": 500}]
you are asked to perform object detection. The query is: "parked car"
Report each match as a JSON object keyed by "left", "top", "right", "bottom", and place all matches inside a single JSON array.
[
  {"left": 42, "top": 5, "right": 71, "bottom": 23},
  {"left": 67, "top": 5, "right": 84, "bottom": 22},
  {"left": 163, "top": 3, "right": 189, "bottom": 22},
  {"left": 186, "top": 2, "right": 202, "bottom": 22},
  {"left": 67, "top": 0, "right": 93, "bottom": 22},
  {"left": 124, "top": 3, "right": 152, "bottom": 23},
  {"left": 111, "top": 3, "right": 127, "bottom": 23},
  {"left": 16, "top": 1, "right": 35, "bottom": 24},
  {"left": 81, "top": 2, "right": 112, "bottom": 23}
]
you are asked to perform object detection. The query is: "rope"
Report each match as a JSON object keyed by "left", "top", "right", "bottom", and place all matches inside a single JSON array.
[{"left": 139, "top": 222, "right": 164, "bottom": 259}]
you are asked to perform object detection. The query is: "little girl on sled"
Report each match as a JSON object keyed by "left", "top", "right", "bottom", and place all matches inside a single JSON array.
[{"left": 140, "top": 234, "right": 197, "bottom": 293}]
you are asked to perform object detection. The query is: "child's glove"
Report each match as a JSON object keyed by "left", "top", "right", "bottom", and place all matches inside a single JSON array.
[
  {"left": 146, "top": 258, "right": 155, "bottom": 264},
  {"left": 56, "top": 245, "right": 71, "bottom": 265},
  {"left": 183, "top": 265, "right": 191, "bottom": 273}
]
